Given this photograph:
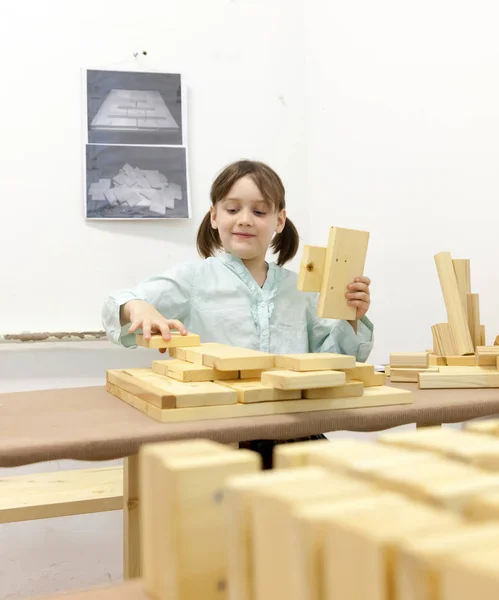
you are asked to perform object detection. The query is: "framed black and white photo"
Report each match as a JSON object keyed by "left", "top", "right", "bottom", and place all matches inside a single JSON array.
[
  {"left": 86, "top": 69, "right": 184, "bottom": 146},
  {"left": 85, "top": 144, "right": 190, "bottom": 220}
]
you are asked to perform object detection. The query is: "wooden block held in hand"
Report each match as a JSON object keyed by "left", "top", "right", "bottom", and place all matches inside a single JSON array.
[
  {"left": 261, "top": 369, "right": 346, "bottom": 390},
  {"left": 297, "top": 245, "right": 326, "bottom": 292},
  {"left": 135, "top": 331, "right": 200, "bottom": 349},
  {"left": 434, "top": 252, "right": 474, "bottom": 355},
  {"left": 275, "top": 353, "right": 356, "bottom": 372},
  {"left": 317, "top": 226, "right": 370, "bottom": 320}
]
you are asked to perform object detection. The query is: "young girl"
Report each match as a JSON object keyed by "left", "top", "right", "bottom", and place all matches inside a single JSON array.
[{"left": 102, "top": 160, "right": 373, "bottom": 466}]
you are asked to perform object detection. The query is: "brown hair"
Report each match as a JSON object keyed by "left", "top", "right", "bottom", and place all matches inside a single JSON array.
[{"left": 196, "top": 160, "right": 300, "bottom": 266}]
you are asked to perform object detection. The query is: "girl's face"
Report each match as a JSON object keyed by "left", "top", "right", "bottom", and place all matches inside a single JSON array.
[{"left": 210, "top": 175, "right": 286, "bottom": 264}]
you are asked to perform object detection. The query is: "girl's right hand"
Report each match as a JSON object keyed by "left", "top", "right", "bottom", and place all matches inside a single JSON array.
[{"left": 124, "top": 300, "right": 187, "bottom": 349}]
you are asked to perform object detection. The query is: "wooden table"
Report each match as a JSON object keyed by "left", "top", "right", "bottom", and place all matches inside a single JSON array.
[{"left": 2, "top": 383, "right": 499, "bottom": 583}]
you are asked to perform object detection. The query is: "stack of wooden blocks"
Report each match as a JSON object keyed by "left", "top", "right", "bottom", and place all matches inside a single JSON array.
[
  {"left": 106, "top": 333, "right": 413, "bottom": 423},
  {"left": 138, "top": 424, "right": 499, "bottom": 600},
  {"left": 387, "top": 252, "right": 499, "bottom": 389}
]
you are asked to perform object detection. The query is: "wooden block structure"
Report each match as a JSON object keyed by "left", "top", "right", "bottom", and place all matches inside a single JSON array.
[
  {"left": 106, "top": 343, "right": 409, "bottom": 423},
  {"left": 137, "top": 428, "right": 499, "bottom": 600},
  {"left": 297, "top": 226, "right": 370, "bottom": 320}
]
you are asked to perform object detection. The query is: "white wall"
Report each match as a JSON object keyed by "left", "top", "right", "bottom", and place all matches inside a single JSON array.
[
  {"left": 305, "top": 0, "right": 499, "bottom": 364},
  {"left": 0, "top": 0, "right": 307, "bottom": 597}
]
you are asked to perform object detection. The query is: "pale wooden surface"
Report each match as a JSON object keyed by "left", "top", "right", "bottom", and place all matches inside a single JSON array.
[
  {"left": 297, "top": 245, "right": 326, "bottom": 292},
  {"left": 123, "top": 455, "right": 141, "bottom": 580}
]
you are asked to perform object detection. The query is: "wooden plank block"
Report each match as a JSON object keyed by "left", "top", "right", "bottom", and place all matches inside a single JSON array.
[
  {"left": 467, "top": 293, "right": 481, "bottom": 349},
  {"left": 135, "top": 332, "right": 200, "bottom": 349},
  {"left": 317, "top": 226, "right": 370, "bottom": 320},
  {"left": 390, "top": 352, "right": 430, "bottom": 368},
  {"left": 453, "top": 258, "right": 471, "bottom": 318},
  {"left": 390, "top": 367, "right": 438, "bottom": 383},
  {"left": 467, "top": 490, "right": 499, "bottom": 521},
  {"left": 419, "top": 370, "right": 499, "bottom": 389},
  {"left": 152, "top": 359, "right": 237, "bottom": 382},
  {"left": 273, "top": 439, "right": 348, "bottom": 469},
  {"left": 141, "top": 448, "right": 261, "bottom": 600},
  {"left": 465, "top": 419, "right": 499, "bottom": 435},
  {"left": 181, "top": 343, "right": 228, "bottom": 364},
  {"left": 322, "top": 496, "right": 461, "bottom": 600},
  {"left": 239, "top": 369, "right": 265, "bottom": 379},
  {"left": 297, "top": 245, "right": 326, "bottom": 292},
  {"left": 396, "top": 523, "right": 499, "bottom": 600},
  {"left": 303, "top": 381, "right": 363, "bottom": 399},
  {"left": 437, "top": 323, "right": 459, "bottom": 356},
  {"left": 261, "top": 369, "right": 346, "bottom": 390},
  {"left": 252, "top": 473, "right": 376, "bottom": 600},
  {"left": 0, "top": 467, "right": 122, "bottom": 524},
  {"left": 428, "top": 353, "right": 447, "bottom": 366},
  {"left": 432, "top": 325, "right": 444, "bottom": 356},
  {"left": 107, "top": 383, "right": 413, "bottom": 423},
  {"left": 201, "top": 346, "right": 276, "bottom": 371},
  {"left": 495, "top": 335, "right": 499, "bottom": 346},
  {"left": 107, "top": 369, "right": 237, "bottom": 408},
  {"left": 224, "top": 466, "right": 333, "bottom": 600},
  {"left": 476, "top": 346, "right": 499, "bottom": 366},
  {"left": 434, "top": 252, "right": 474, "bottom": 355},
  {"left": 445, "top": 355, "right": 476, "bottom": 366},
  {"left": 139, "top": 440, "right": 232, "bottom": 596},
  {"left": 440, "top": 548, "right": 499, "bottom": 600},
  {"left": 274, "top": 352, "right": 356, "bottom": 371},
  {"left": 480, "top": 325, "right": 486, "bottom": 346},
  {"left": 215, "top": 379, "right": 281, "bottom": 403},
  {"left": 341, "top": 362, "right": 385, "bottom": 386}
]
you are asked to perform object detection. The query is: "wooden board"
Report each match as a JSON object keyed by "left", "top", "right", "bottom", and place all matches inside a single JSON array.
[
  {"left": 317, "top": 227, "right": 370, "bottom": 320},
  {"left": 467, "top": 293, "right": 481, "bottom": 349},
  {"left": 433, "top": 323, "right": 458, "bottom": 356},
  {"left": 390, "top": 353, "right": 430, "bottom": 368},
  {"left": 445, "top": 355, "right": 476, "bottom": 367},
  {"left": 200, "top": 346, "right": 276, "bottom": 371},
  {"left": 476, "top": 346, "right": 499, "bottom": 367},
  {"left": 274, "top": 353, "right": 356, "bottom": 371},
  {"left": 135, "top": 332, "right": 200, "bottom": 349},
  {"left": 434, "top": 252, "right": 474, "bottom": 356},
  {"left": 297, "top": 245, "right": 326, "bottom": 292},
  {"left": 439, "top": 547, "right": 499, "bottom": 600},
  {"left": 107, "top": 382, "right": 413, "bottom": 423},
  {"left": 453, "top": 258, "right": 471, "bottom": 319},
  {"left": 303, "top": 381, "right": 364, "bottom": 399},
  {"left": 342, "top": 363, "right": 385, "bottom": 387},
  {"left": 261, "top": 369, "right": 346, "bottom": 390},
  {"left": 467, "top": 490, "right": 499, "bottom": 521},
  {"left": 390, "top": 367, "right": 438, "bottom": 383},
  {"left": 151, "top": 359, "right": 238, "bottom": 382},
  {"left": 215, "top": 379, "right": 301, "bottom": 403},
  {"left": 465, "top": 419, "right": 499, "bottom": 435},
  {"left": 181, "top": 343, "right": 228, "bottom": 364},
  {"left": 429, "top": 354, "right": 447, "bottom": 366},
  {"left": 419, "top": 370, "right": 499, "bottom": 389},
  {"left": 107, "top": 370, "right": 237, "bottom": 408}
]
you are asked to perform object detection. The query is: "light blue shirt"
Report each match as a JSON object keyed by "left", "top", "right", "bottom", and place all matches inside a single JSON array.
[{"left": 102, "top": 252, "right": 374, "bottom": 361}]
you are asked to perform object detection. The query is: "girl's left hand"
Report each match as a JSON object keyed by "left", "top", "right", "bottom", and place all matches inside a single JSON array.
[{"left": 346, "top": 276, "right": 371, "bottom": 320}]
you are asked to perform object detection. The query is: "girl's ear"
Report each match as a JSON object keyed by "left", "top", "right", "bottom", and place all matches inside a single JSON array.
[
  {"left": 209, "top": 205, "right": 218, "bottom": 229},
  {"left": 275, "top": 208, "right": 286, "bottom": 234}
]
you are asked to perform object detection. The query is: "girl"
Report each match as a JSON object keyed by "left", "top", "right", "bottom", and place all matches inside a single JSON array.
[{"left": 102, "top": 160, "right": 373, "bottom": 466}]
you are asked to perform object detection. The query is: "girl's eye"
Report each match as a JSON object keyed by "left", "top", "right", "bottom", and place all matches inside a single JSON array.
[
  {"left": 226, "top": 208, "right": 237, "bottom": 214},
  {"left": 254, "top": 211, "right": 266, "bottom": 216}
]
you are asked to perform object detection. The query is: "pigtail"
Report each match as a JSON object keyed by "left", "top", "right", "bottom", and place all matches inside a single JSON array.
[
  {"left": 270, "top": 217, "right": 300, "bottom": 266},
  {"left": 196, "top": 211, "right": 222, "bottom": 259}
]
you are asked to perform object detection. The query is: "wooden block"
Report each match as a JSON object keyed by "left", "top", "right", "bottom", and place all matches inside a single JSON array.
[
  {"left": 440, "top": 548, "right": 499, "bottom": 600},
  {"left": 182, "top": 343, "right": 228, "bottom": 364},
  {"left": 322, "top": 495, "right": 461, "bottom": 600},
  {"left": 317, "top": 226, "right": 370, "bottom": 320},
  {"left": 476, "top": 346, "right": 499, "bottom": 366},
  {"left": 390, "top": 352, "right": 430, "bottom": 368},
  {"left": 467, "top": 490, "right": 499, "bottom": 521},
  {"left": 465, "top": 419, "right": 499, "bottom": 435},
  {"left": 341, "top": 362, "right": 385, "bottom": 386},
  {"left": 107, "top": 369, "right": 237, "bottom": 408},
  {"left": 303, "top": 381, "right": 364, "bottom": 399},
  {"left": 274, "top": 352, "right": 356, "bottom": 371},
  {"left": 297, "top": 245, "right": 326, "bottom": 292},
  {"left": 419, "top": 370, "right": 499, "bottom": 389},
  {"left": 0, "top": 467, "right": 123, "bottom": 524},
  {"left": 428, "top": 353, "right": 447, "bottom": 366},
  {"left": 495, "top": 335, "right": 499, "bottom": 346},
  {"left": 396, "top": 523, "right": 499, "bottom": 600},
  {"left": 467, "top": 293, "right": 481, "bottom": 349},
  {"left": 453, "top": 258, "right": 471, "bottom": 319},
  {"left": 434, "top": 252, "right": 474, "bottom": 355},
  {"left": 445, "top": 355, "right": 476, "bottom": 366},
  {"left": 135, "top": 331, "right": 201, "bottom": 349},
  {"left": 141, "top": 448, "right": 261, "bottom": 600},
  {"left": 432, "top": 325, "right": 444, "bottom": 356},
  {"left": 390, "top": 367, "right": 439, "bottom": 383},
  {"left": 215, "top": 379, "right": 275, "bottom": 403},
  {"left": 481, "top": 325, "right": 486, "bottom": 346},
  {"left": 252, "top": 473, "right": 376, "bottom": 600},
  {"left": 201, "top": 346, "right": 276, "bottom": 371},
  {"left": 168, "top": 346, "right": 187, "bottom": 360},
  {"left": 139, "top": 440, "right": 232, "bottom": 597},
  {"left": 239, "top": 369, "right": 264, "bottom": 379},
  {"left": 152, "top": 359, "right": 237, "bottom": 382},
  {"left": 385, "top": 365, "right": 391, "bottom": 376},
  {"left": 261, "top": 369, "right": 346, "bottom": 390},
  {"left": 224, "top": 466, "right": 333, "bottom": 600},
  {"left": 435, "top": 323, "right": 459, "bottom": 356},
  {"left": 108, "top": 383, "right": 413, "bottom": 423},
  {"left": 273, "top": 439, "right": 346, "bottom": 469}
]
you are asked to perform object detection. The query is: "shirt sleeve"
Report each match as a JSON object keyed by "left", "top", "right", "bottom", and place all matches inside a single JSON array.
[
  {"left": 306, "top": 293, "right": 374, "bottom": 362},
  {"left": 101, "top": 261, "right": 197, "bottom": 348}
]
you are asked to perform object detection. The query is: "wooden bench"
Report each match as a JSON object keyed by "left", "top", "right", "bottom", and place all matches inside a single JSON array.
[{"left": 0, "top": 466, "right": 123, "bottom": 523}]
